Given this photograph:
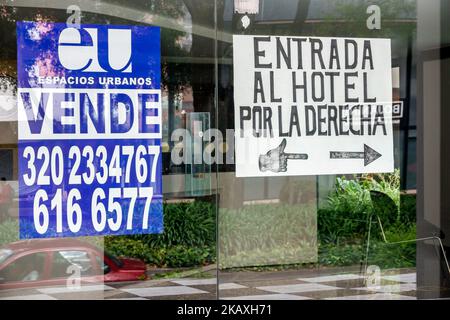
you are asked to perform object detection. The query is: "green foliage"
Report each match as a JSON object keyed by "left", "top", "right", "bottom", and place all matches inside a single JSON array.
[
  {"left": 105, "top": 201, "right": 216, "bottom": 268},
  {"left": 104, "top": 236, "right": 215, "bottom": 268},
  {"left": 132, "top": 201, "right": 216, "bottom": 248},
  {"left": 360, "top": 171, "right": 401, "bottom": 207},
  {"left": 318, "top": 224, "right": 416, "bottom": 268},
  {"left": 0, "top": 202, "right": 216, "bottom": 269},
  {"left": 104, "top": 171, "right": 415, "bottom": 270},
  {"left": 318, "top": 169, "right": 401, "bottom": 243},
  {"left": 319, "top": 242, "right": 364, "bottom": 266},
  {"left": 367, "top": 224, "right": 416, "bottom": 268},
  {"left": 153, "top": 269, "right": 215, "bottom": 280},
  {"left": 317, "top": 208, "right": 367, "bottom": 244},
  {"left": 333, "top": 170, "right": 400, "bottom": 211},
  {"left": 400, "top": 193, "right": 416, "bottom": 225},
  {"left": 0, "top": 219, "right": 18, "bottom": 246},
  {"left": 163, "top": 245, "right": 215, "bottom": 268},
  {"left": 0, "top": 173, "right": 416, "bottom": 270},
  {"left": 219, "top": 204, "right": 317, "bottom": 268},
  {"left": 104, "top": 237, "right": 152, "bottom": 262},
  {"left": 317, "top": 170, "right": 416, "bottom": 268},
  {"left": 221, "top": 246, "right": 317, "bottom": 269}
]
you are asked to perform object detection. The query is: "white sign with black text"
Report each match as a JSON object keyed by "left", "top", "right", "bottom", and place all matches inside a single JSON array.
[{"left": 233, "top": 35, "right": 394, "bottom": 177}]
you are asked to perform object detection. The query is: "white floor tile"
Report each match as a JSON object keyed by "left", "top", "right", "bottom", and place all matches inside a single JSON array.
[
  {"left": 172, "top": 279, "right": 246, "bottom": 290},
  {"left": 172, "top": 278, "right": 216, "bottom": 286},
  {"left": 382, "top": 273, "right": 416, "bottom": 283},
  {"left": 256, "top": 283, "right": 341, "bottom": 294},
  {"left": 38, "top": 284, "right": 114, "bottom": 294},
  {"left": 326, "top": 293, "right": 416, "bottom": 300},
  {"left": 107, "top": 297, "right": 148, "bottom": 300},
  {"left": 121, "top": 286, "right": 208, "bottom": 297},
  {"left": 299, "top": 274, "right": 364, "bottom": 283},
  {"left": 0, "top": 294, "right": 56, "bottom": 300},
  {"left": 219, "top": 283, "right": 247, "bottom": 290},
  {"left": 222, "top": 294, "right": 311, "bottom": 300},
  {"left": 355, "top": 283, "right": 417, "bottom": 293}
]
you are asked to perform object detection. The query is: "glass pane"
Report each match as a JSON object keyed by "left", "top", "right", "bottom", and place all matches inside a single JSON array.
[
  {"left": 0, "top": 0, "right": 218, "bottom": 300},
  {"left": 1, "top": 0, "right": 449, "bottom": 302},
  {"left": 0, "top": 252, "right": 46, "bottom": 282},
  {"left": 51, "top": 250, "right": 95, "bottom": 278},
  {"left": 217, "top": 0, "right": 421, "bottom": 301}
]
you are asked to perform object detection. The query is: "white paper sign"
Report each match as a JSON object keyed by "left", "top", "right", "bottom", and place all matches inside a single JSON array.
[{"left": 233, "top": 35, "right": 394, "bottom": 177}]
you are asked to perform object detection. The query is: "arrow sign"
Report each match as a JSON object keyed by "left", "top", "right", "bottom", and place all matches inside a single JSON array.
[{"left": 330, "top": 144, "right": 382, "bottom": 166}]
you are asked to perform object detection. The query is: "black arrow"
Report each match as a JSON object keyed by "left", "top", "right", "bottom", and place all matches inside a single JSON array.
[{"left": 330, "top": 144, "right": 382, "bottom": 166}]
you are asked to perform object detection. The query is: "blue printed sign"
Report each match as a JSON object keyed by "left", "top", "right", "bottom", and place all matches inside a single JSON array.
[{"left": 17, "top": 21, "right": 163, "bottom": 238}]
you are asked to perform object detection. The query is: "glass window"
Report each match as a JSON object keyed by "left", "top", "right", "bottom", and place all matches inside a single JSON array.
[
  {"left": 0, "top": 248, "right": 13, "bottom": 264},
  {"left": 0, "top": 252, "right": 46, "bottom": 282},
  {"left": 0, "top": 0, "right": 449, "bottom": 302},
  {"left": 50, "top": 250, "right": 94, "bottom": 278}
]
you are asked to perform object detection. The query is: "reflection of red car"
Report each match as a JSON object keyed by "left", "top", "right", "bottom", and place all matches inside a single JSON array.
[{"left": 0, "top": 238, "right": 147, "bottom": 289}]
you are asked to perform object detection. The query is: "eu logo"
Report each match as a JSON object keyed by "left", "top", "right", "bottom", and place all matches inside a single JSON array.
[{"left": 58, "top": 27, "right": 132, "bottom": 73}]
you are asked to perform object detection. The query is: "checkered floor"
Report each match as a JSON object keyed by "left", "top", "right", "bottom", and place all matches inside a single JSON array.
[
  {"left": 0, "top": 269, "right": 423, "bottom": 300},
  {"left": 218, "top": 271, "right": 418, "bottom": 300}
]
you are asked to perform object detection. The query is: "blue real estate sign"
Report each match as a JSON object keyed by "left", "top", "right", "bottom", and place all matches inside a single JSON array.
[{"left": 16, "top": 21, "right": 163, "bottom": 238}]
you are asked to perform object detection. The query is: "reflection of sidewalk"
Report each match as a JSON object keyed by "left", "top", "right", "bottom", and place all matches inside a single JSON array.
[
  {"left": 0, "top": 268, "right": 423, "bottom": 300},
  {"left": 219, "top": 269, "right": 417, "bottom": 300}
]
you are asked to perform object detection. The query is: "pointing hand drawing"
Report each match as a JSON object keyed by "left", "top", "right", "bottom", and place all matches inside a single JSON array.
[{"left": 258, "top": 138, "right": 308, "bottom": 173}]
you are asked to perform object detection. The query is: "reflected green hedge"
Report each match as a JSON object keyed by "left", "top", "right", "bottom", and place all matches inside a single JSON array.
[
  {"left": 318, "top": 224, "right": 416, "bottom": 268},
  {"left": 318, "top": 170, "right": 402, "bottom": 243},
  {"left": 0, "top": 170, "right": 417, "bottom": 271},
  {"left": 130, "top": 201, "right": 215, "bottom": 248},
  {"left": 219, "top": 204, "right": 317, "bottom": 268},
  {"left": 0, "top": 202, "right": 216, "bottom": 269},
  {"left": 105, "top": 237, "right": 215, "bottom": 268},
  {"left": 105, "top": 201, "right": 216, "bottom": 268},
  {"left": 317, "top": 170, "right": 416, "bottom": 269},
  {"left": 0, "top": 219, "right": 19, "bottom": 246}
]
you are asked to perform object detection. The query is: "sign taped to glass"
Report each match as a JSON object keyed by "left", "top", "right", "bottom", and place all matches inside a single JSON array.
[
  {"left": 233, "top": 35, "right": 394, "bottom": 177},
  {"left": 16, "top": 21, "right": 163, "bottom": 238}
]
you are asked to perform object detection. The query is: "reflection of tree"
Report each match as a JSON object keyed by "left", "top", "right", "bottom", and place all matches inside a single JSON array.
[
  {"left": 0, "top": 6, "right": 59, "bottom": 98},
  {"left": 293, "top": 0, "right": 312, "bottom": 32},
  {"left": 182, "top": 0, "right": 221, "bottom": 116},
  {"left": 0, "top": 2, "right": 192, "bottom": 124},
  {"left": 153, "top": 0, "right": 191, "bottom": 144}
]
